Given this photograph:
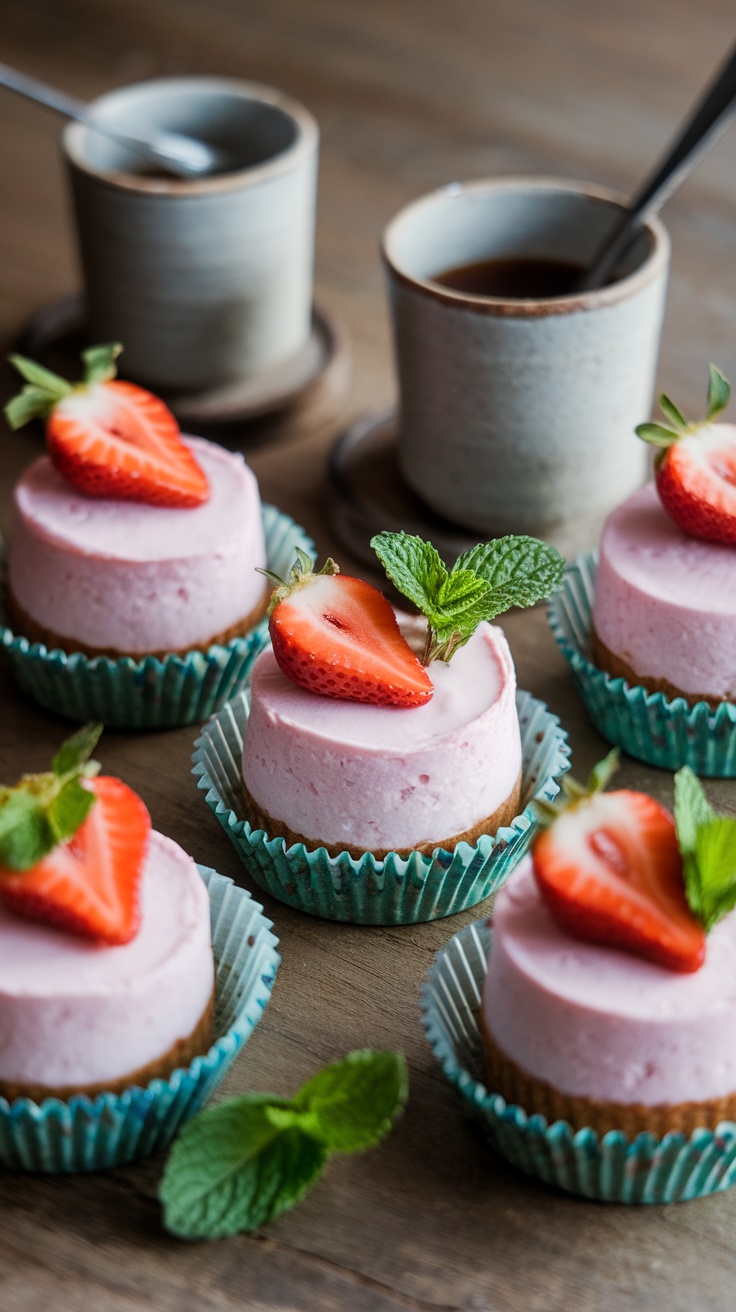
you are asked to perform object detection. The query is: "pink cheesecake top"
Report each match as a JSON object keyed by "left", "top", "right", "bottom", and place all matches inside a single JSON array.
[
  {"left": 593, "top": 482, "right": 736, "bottom": 699},
  {"left": 0, "top": 831, "right": 214, "bottom": 1089},
  {"left": 484, "top": 857, "right": 736, "bottom": 1106},
  {"left": 9, "top": 436, "right": 266, "bottom": 653},
  {"left": 243, "top": 616, "right": 522, "bottom": 851}
]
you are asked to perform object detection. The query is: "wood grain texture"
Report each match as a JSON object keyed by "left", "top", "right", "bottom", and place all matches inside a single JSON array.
[{"left": 1, "top": 2, "right": 736, "bottom": 1309}]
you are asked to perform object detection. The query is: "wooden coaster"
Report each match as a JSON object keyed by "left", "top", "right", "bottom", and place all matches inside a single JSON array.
[
  {"left": 14, "top": 294, "right": 351, "bottom": 428},
  {"left": 327, "top": 412, "right": 481, "bottom": 567}
]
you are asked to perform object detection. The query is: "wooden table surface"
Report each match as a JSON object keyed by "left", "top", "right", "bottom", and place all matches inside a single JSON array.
[{"left": 1, "top": 2, "right": 736, "bottom": 1309}]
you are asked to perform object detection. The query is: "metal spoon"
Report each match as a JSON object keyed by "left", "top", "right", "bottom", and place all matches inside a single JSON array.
[
  {"left": 0, "top": 61, "right": 227, "bottom": 179},
  {"left": 577, "top": 40, "right": 736, "bottom": 292}
]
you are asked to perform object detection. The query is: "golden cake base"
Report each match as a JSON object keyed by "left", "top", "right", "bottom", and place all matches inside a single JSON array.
[
  {"left": 591, "top": 628, "right": 728, "bottom": 711},
  {"left": 0, "top": 993, "right": 215, "bottom": 1103},
  {"left": 480, "top": 1013, "right": 736, "bottom": 1138},
  {"left": 243, "top": 774, "right": 522, "bottom": 860},
  {"left": 7, "top": 586, "right": 270, "bottom": 661}
]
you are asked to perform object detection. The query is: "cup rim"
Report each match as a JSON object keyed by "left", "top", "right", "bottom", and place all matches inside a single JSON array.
[
  {"left": 381, "top": 176, "right": 670, "bottom": 316},
  {"left": 62, "top": 75, "right": 319, "bottom": 196}
]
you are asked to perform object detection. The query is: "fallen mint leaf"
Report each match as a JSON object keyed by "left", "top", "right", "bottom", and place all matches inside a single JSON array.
[{"left": 293, "top": 1049, "right": 408, "bottom": 1153}]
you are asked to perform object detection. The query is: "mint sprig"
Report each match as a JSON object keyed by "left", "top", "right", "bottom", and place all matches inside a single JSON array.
[
  {"left": 159, "top": 1050, "right": 408, "bottom": 1240},
  {"left": 371, "top": 530, "right": 564, "bottom": 664},
  {"left": 0, "top": 723, "right": 102, "bottom": 872},
  {"left": 636, "top": 364, "right": 731, "bottom": 450},
  {"left": 674, "top": 767, "right": 736, "bottom": 932},
  {"left": 5, "top": 343, "right": 123, "bottom": 430}
]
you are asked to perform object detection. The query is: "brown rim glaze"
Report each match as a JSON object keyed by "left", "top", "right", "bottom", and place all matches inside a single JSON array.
[
  {"left": 0, "top": 991, "right": 214, "bottom": 1103},
  {"left": 7, "top": 583, "right": 270, "bottom": 661},
  {"left": 242, "top": 774, "right": 522, "bottom": 860},
  {"left": 480, "top": 1015, "right": 736, "bottom": 1138},
  {"left": 382, "top": 176, "right": 670, "bottom": 318}
]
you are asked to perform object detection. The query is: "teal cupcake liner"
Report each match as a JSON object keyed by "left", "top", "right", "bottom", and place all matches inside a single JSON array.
[
  {"left": 0, "top": 866, "right": 280, "bottom": 1173},
  {"left": 0, "top": 504, "right": 313, "bottom": 730},
  {"left": 192, "top": 688, "right": 570, "bottom": 925},
  {"left": 548, "top": 551, "right": 736, "bottom": 776},
  {"left": 421, "top": 917, "right": 736, "bottom": 1203}
]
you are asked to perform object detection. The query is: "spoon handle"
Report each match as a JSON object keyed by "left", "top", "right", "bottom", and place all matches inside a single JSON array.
[
  {"left": 0, "top": 61, "right": 90, "bottom": 121},
  {"left": 578, "top": 41, "right": 736, "bottom": 292}
]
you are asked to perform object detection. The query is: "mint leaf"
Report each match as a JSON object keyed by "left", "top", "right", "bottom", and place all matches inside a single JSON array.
[
  {"left": 52, "top": 722, "right": 102, "bottom": 778},
  {"left": 0, "top": 791, "right": 53, "bottom": 871},
  {"left": 160, "top": 1097, "right": 326, "bottom": 1239},
  {"left": 693, "top": 818, "right": 736, "bottom": 931},
  {"left": 0, "top": 725, "right": 102, "bottom": 872},
  {"left": 454, "top": 536, "right": 564, "bottom": 612},
  {"left": 707, "top": 364, "right": 731, "bottom": 421},
  {"left": 674, "top": 767, "right": 736, "bottom": 931},
  {"left": 294, "top": 1050, "right": 408, "bottom": 1154},
  {"left": 82, "top": 342, "right": 122, "bottom": 386},
  {"left": 160, "top": 1049, "right": 408, "bottom": 1241},
  {"left": 371, "top": 531, "right": 447, "bottom": 616},
  {"left": 658, "top": 392, "right": 687, "bottom": 431},
  {"left": 635, "top": 422, "right": 680, "bottom": 447},
  {"left": 371, "top": 530, "right": 564, "bottom": 665},
  {"left": 47, "top": 778, "right": 96, "bottom": 845}
]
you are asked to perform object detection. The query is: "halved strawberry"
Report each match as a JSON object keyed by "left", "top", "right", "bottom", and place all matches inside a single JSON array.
[
  {"left": 533, "top": 789, "right": 706, "bottom": 973},
  {"left": 655, "top": 426, "right": 736, "bottom": 544},
  {"left": 265, "top": 551, "right": 434, "bottom": 707},
  {"left": 637, "top": 365, "right": 736, "bottom": 544},
  {"left": 0, "top": 775, "right": 151, "bottom": 945},
  {"left": 5, "top": 344, "right": 210, "bottom": 508}
]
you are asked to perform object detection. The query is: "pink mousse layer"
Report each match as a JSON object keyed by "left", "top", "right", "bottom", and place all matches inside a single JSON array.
[
  {"left": 0, "top": 831, "right": 213, "bottom": 1090},
  {"left": 9, "top": 436, "right": 266, "bottom": 654},
  {"left": 242, "top": 617, "right": 521, "bottom": 851},
  {"left": 484, "top": 857, "right": 736, "bottom": 1107},
  {"left": 593, "top": 481, "right": 736, "bottom": 700}
]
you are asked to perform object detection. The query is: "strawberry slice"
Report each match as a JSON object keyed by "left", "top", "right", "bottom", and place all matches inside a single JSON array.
[
  {"left": 266, "top": 552, "right": 434, "bottom": 707},
  {"left": 6, "top": 344, "right": 210, "bottom": 508},
  {"left": 533, "top": 789, "right": 706, "bottom": 973},
  {"left": 0, "top": 776, "right": 151, "bottom": 945},
  {"left": 655, "top": 425, "right": 736, "bottom": 545}
]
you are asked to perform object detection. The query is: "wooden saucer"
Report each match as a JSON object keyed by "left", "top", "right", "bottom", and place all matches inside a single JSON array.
[
  {"left": 14, "top": 295, "right": 351, "bottom": 427},
  {"left": 327, "top": 412, "right": 480, "bottom": 567}
]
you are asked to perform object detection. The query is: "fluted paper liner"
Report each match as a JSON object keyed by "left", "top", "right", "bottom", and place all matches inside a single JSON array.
[
  {"left": 0, "top": 504, "right": 313, "bottom": 729},
  {"left": 421, "top": 918, "right": 736, "bottom": 1203},
  {"left": 548, "top": 551, "right": 736, "bottom": 776},
  {"left": 0, "top": 867, "right": 280, "bottom": 1173},
  {"left": 192, "top": 689, "right": 570, "bottom": 925}
]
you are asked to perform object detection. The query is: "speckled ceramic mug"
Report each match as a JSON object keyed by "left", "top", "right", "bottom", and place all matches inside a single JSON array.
[
  {"left": 383, "top": 178, "right": 670, "bottom": 547},
  {"left": 63, "top": 77, "right": 319, "bottom": 391}
]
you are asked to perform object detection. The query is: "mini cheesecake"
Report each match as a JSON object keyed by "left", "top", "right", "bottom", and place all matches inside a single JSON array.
[
  {"left": 592, "top": 483, "right": 736, "bottom": 707},
  {"left": 242, "top": 616, "right": 522, "bottom": 858},
  {"left": 482, "top": 857, "right": 736, "bottom": 1137},
  {"left": 8, "top": 436, "right": 268, "bottom": 659},
  {"left": 0, "top": 832, "right": 214, "bottom": 1101}
]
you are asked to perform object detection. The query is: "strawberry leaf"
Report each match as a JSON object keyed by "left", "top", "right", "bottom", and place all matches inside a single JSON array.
[
  {"left": 658, "top": 392, "right": 687, "bottom": 431},
  {"left": 53, "top": 722, "right": 103, "bottom": 778},
  {"left": 0, "top": 791, "right": 53, "bottom": 872},
  {"left": 5, "top": 384, "right": 59, "bottom": 430},
  {"left": 706, "top": 364, "right": 731, "bottom": 421},
  {"left": 6, "top": 354, "right": 75, "bottom": 398},
  {"left": 47, "top": 778, "right": 97, "bottom": 846},
  {"left": 82, "top": 342, "right": 123, "bottom": 386},
  {"left": 586, "top": 749, "right": 620, "bottom": 795},
  {"left": 635, "top": 422, "right": 681, "bottom": 447}
]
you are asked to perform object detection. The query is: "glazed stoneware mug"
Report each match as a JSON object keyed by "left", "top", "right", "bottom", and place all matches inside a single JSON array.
[
  {"left": 63, "top": 76, "right": 319, "bottom": 391},
  {"left": 382, "top": 177, "right": 670, "bottom": 548}
]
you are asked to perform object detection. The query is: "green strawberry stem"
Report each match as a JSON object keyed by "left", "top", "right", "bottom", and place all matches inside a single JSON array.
[
  {"left": 533, "top": 748, "right": 620, "bottom": 826},
  {"left": 5, "top": 343, "right": 123, "bottom": 431},
  {"left": 257, "top": 548, "right": 334, "bottom": 614},
  {"left": 636, "top": 364, "right": 731, "bottom": 451}
]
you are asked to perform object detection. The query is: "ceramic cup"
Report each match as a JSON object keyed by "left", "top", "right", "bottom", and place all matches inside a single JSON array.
[
  {"left": 63, "top": 77, "right": 319, "bottom": 391},
  {"left": 382, "top": 177, "right": 670, "bottom": 546}
]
